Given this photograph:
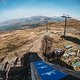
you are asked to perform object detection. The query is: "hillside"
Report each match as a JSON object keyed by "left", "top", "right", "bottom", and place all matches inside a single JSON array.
[
  {"left": 0, "top": 16, "right": 80, "bottom": 32},
  {"left": 0, "top": 19, "right": 80, "bottom": 71},
  {"left": 49, "top": 19, "right": 80, "bottom": 31},
  {"left": 0, "top": 16, "right": 64, "bottom": 31},
  {"left": 67, "top": 19, "right": 80, "bottom": 31}
]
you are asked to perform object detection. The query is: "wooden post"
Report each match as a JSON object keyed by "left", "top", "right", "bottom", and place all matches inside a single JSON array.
[
  {"left": 44, "top": 18, "right": 48, "bottom": 33},
  {"left": 61, "top": 14, "right": 71, "bottom": 37}
]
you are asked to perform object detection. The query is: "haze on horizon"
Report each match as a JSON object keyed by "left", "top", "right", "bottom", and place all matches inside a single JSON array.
[{"left": 0, "top": 0, "right": 80, "bottom": 22}]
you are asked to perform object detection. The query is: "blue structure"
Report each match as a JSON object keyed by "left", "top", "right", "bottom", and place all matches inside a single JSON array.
[{"left": 34, "top": 61, "right": 68, "bottom": 80}]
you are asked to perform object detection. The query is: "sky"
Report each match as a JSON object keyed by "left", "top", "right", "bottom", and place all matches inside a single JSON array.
[{"left": 0, "top": 0, "right": 80, "bottom": 22}]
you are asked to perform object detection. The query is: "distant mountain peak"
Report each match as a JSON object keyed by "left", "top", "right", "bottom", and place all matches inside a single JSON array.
[{"left": 0, "top": 16, "right": 73, "bottom": 31}]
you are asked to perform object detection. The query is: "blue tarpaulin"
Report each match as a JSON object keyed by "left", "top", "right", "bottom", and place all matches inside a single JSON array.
[{"left": 33, "top": 61, "right": 68, "bottom": 80}]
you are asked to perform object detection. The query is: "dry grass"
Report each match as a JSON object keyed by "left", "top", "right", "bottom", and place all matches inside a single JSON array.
[{"left": 0, "top": 19, "right": 80, "bottom": 63}]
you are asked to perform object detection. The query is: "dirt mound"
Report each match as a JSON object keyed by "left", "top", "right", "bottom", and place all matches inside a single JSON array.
[{"left": 41, "top": 34, "right": 53, "bottom": 54}]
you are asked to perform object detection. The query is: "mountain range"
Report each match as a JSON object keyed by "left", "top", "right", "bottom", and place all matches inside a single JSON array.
[{"left": 0, "top": 16, "right": 64, "bottom": 31}]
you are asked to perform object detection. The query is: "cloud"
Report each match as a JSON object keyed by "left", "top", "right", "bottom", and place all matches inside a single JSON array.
[
  {"left": 0, "top": 8, "right": 59, "bottom": 22},
  {"left": 0, "top": 6, "right": 80, "bottom": 22}
]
